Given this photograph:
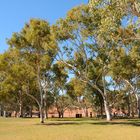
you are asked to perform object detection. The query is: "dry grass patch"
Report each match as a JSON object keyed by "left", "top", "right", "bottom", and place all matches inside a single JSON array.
[{"left": 0, "top": 117, "right": 140, "bottom": 140}]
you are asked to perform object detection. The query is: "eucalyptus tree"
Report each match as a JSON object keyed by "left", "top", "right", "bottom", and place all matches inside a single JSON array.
[
  {"left": 40, "top": 62, "right": 68, "bottom": 119},
  {"left": 8, "top": 19, "right": 58, "bottom": 123},
  {"left": 104, "top": 0, "right": 140, "bottom": 118},
  {"left": 110, "top": 45, "right": 140, "bottom": 118},
  {"left": 52, "top": 2, "right": 125, "bottom": 121},
  {"left": 88, "top": 0, "right": 140, "bottom": 118},
  {"left": 0, "top": 50, "right": 23, "bottom": 116},
  {"left": 0, "top": 48, "right": 38, "bottom": 117}
]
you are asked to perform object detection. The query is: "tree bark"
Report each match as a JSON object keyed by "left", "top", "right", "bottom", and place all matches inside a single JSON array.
[
  {"left": 0, "top": 105, "right": 2, "bottom": 117},
  {"left": 104, "top": 99, "right": 111, "bottom": 121},
  {"left": 98, "top": 94, "right": 104, "bottom": 118},
  {"left": 19, "top": 90, "right": 23, "bottom": 117},
  {"left": 19, "top": 103, "right": 23, "bottom": 117},
  {"left": 30, "top": 106, "right": 33, "bottom": 118},
  {"left": 127, "top": 95, "right": 131, "bottom": 117},
  {"left": 37, "top": 64, "right": 45, "bottom": 123},
  {"left": 58, "top": 112, "right": 61, "bottom": 118},
  {"left": 102, "top": 75, "right": 111, "bottom": 121},
  {"left": 3, "top": 111, "right": 6, "bottom": 117},
  {"left": 45, "top": 107, "right": 48, "bottom": 119},
  {"left": 130, "top": 97, "right": 135, "bottom": 118},
  {"left": 40, "top": 97, "right": 45, "bottom": 123},
  {"left": 62, "top": 112, "right": 64, "bottom": 118},
  {"left": 137, "top": 99, "right": 140, "bottom": 118},
  {"left": 85, "top": 107, "right": 88, "bottom": 117},
  {"left": 135, "top": 94, "right": 140, "bottom": 118},
  {"left": 39, "top": 106, "right": 44, "bottom": 123}
]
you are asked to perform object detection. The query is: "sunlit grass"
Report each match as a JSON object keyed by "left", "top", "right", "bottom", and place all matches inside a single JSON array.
[{"left": 0, "top": 117, "right": 140, "bottom": 140}]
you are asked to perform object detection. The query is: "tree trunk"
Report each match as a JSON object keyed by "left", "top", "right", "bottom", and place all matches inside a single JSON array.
[
  {"left": 19, "top": 90, "right": 23, "bottom": 117},
  {"left": 104, "top": 99, "right": 111, "bottom": 121},
  {"left": 136, "top": 94, "right": 140, "bottom": 118},
  {"left": 45, "top": 107, "right": 48, "bottom": 119},
  {"left": 39, "top": 106, "right": 44, "bottom": 123},
  {"left": 128, "top": 104, "right": 131, "bottom": 117},
  {"left": 15, "top": 111, "right": 18, "bottom": 117},
  {"left": 58, "top": 112, "right": 61, "bottom": 118},
  {"left": 127, "top": 95, "right": 131, "bottom": 117},
  {"left": 137, "top": 100, "right": 140, "bottom": 118},
  {"left": 40, "top": 95, "right": 44, "bottom": 123},
  {"left": 62, "top": 112, "right": 64, "bottom": 118},
  {"left": 30, "top": 106, "right": 33, "bottom": 118},
  {"left": 85, "top": 108, "right": 88, "bottom": 117},
  {"left": 102, "top": 75, "right": 111, "bottom": 121},
  {"left": 131, "top": 102, "right": 135, "bottom": 118},
  {"left": 19, "top": 103, "right": 23, "bottom": 117},
  {"left": 3, "top": 111, "right": 6, "bottom": 117},
  {"left": 0, "top": 105, "right": 2, "bottom": 117},
  {"left": 99, "top": 94, "right": 104, "bottom": 118},
  {"left": 37, "top": 62, "right": 45, "bottom": 123}
]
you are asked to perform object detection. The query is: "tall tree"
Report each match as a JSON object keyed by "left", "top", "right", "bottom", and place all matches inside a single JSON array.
[
  {"left": 52, "top": 3, "right": 125, "bottom": 121},
  {"left": 8, "top": 19, "right": 58, "bottom": 123}
]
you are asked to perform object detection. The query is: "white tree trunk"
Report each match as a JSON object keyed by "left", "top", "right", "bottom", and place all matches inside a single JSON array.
[
  {"left": 19, "top": 103, "right": 22, "bottom": 117},
  {"left": 3, "top": 111, "right": 6, "bottom": 117},
  {"left": 102, "top": 74, "right": 111, "bottom": 121},
  {"left": 104, "top": 99, "right": 111, "bottom": 121},
  {"left": 37, "top": 65, "right": 45, "bottom": 123}
]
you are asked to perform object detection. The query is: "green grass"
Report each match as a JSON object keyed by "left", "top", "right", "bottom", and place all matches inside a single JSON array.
[{"left": 0, "top": 117, "right": 140, "bottom": 140}]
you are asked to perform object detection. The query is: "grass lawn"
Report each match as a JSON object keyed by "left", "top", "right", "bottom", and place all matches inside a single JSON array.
[{"left": 0, "top": 117, "right": 140, "bottom": 140}]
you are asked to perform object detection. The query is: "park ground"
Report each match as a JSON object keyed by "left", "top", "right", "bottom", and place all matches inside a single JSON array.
[{"left": 0, "top": 117, "right": 140, "bottom": 140}]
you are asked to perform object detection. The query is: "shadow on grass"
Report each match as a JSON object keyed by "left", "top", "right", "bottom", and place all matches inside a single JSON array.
[
  {"left": 48, "top": 118, "right": 98, "bottom": 122},
  {"left": 36, "top": 122, "right": 80, "bottom": 126},
  {"left": 35, "top": 119, "right": 140, "bottom": 127},
  {"left": 89, "top": 121, "right": 140, "bottom": 127}
]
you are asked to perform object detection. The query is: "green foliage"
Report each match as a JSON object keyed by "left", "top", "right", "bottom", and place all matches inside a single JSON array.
[
  {"left": 1, "top": 0, "right": 140, "bottom": 121},
  {"left": 66, "top": 78, "right": 86, "bottom": 99}
]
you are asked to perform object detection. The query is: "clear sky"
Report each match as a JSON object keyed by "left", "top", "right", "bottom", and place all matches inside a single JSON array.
[{"left": 0, "top": 0, "right": 87, "bottom": 53}]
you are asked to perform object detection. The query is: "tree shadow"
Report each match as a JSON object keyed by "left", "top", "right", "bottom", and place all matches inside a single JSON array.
[
  {"left": 35, "top": 119, "right": 140, "bottom": 127},
  {"left": 36, "top": 121, "right": 140, "bottom": 127},
  {"left": 89, "top": 121, "right": 140, "bottom": 127},
  {"left": 36, "top": 122, "right": 80, "bottom": 126},
  {"left": 49, "top": 118, "right": 98, "bottom": 122}
]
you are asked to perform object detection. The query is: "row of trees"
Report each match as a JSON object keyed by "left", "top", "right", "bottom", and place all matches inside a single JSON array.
[{"left": 1, "top": 0, "right": 140, "bottom": 123}]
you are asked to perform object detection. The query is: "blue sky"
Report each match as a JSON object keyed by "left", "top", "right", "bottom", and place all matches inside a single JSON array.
[{"left": 0, "top": 0, "right": 87, "bottom": 53}]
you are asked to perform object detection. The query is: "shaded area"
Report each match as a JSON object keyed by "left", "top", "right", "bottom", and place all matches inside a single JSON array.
[
  {"left": 48, "top": 118, "right": 98, "bottom": 122},
  {"left": 36, "top": 119, "right": 140, "bottom": 127},
  {"left": 89, "top": 121, "right": 140, "bottom": 127},
  {"left": 42, "top": 122, "right": 79, "bottom": 126}
]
